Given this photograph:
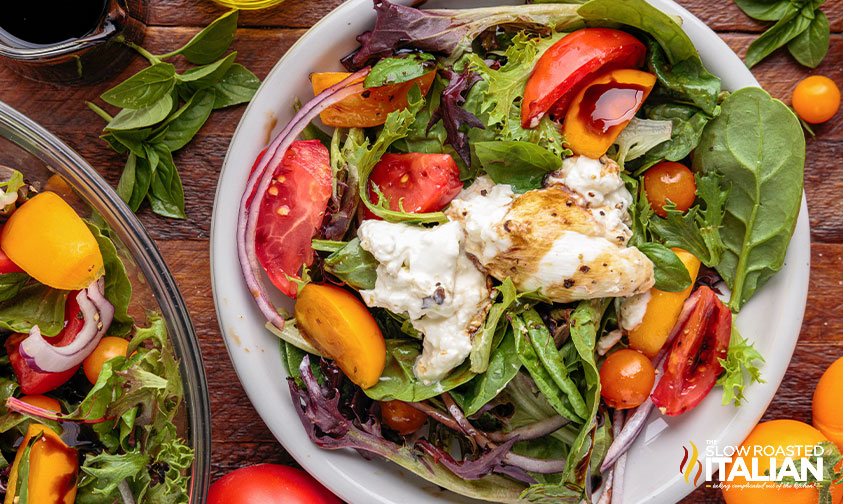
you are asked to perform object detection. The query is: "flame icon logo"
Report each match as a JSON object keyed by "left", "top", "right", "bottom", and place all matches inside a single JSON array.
[{"left": 679, "top": 441, "right": 703, "bottom": 486}]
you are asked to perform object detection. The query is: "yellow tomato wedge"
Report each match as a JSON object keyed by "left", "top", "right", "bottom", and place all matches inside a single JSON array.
[
  {"left": 5, "top": 423, "right": 78, "bottom": 504},
  {"left": 814, "top": 356, "right": 843, "bottom": 452},
  {"left": 628, "top": 248, "right": 701, "bottom": 357},
  {"left": 294, "top": 283, "right": 385, "bottom": 389},
  {"left": 1, "top": 191, "right": 103, "bottom": 290}
]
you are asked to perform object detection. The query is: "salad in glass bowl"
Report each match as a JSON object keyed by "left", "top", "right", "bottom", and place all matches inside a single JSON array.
[
  {"left": 234, "top": 0, "right": 807, "bottom": 501},
  {"left": 0, "top": 102, "right": 208, "bottom": 503}
]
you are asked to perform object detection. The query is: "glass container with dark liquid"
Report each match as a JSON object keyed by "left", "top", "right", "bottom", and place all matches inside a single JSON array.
[{"left": 0, "top": 0, "right": 147, "bottom": 84}]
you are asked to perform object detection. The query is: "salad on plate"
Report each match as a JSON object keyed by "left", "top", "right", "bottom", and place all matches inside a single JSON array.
[
  {"left": 236, "top": 0, "right": 807, "bottom": 501},
  {"left": 0, "top": 169, "right": 194, "bottom": 503}
]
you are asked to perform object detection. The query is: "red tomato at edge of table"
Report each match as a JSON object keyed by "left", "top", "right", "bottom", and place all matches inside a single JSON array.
[
  {"left": 251, "top": 140, "right": 332, "bottom": 299},
  {"left": 363, "top": 152, "right": 463, "bottom": 220},
  {"left": 208, "top": 464, "right": 340, "bottom": 504}
]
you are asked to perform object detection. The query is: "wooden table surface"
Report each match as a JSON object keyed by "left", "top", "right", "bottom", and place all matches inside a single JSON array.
[{"left": 1, "top": 0, "right": 842, "bottom": 502}]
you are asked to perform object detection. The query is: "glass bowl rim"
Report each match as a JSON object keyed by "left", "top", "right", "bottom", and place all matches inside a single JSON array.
[{"left": 0, "top": 99, "right": 211, "bottom": 502}]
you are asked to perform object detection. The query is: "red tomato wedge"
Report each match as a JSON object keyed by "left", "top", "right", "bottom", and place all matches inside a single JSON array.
[
  {"left": 251, "top": 140, "right": 331, "bottom": 298},
  {"left": 521, "top": 28, "right": 646, "bottom": 129},
  {"left": 363, "top": 153, "right": 463, "bottom": 220},
  {"left": 7, "top": 292, "right": 84, "bottom": 395},
  {"left": 651, "top": 286, "right": 731, "bottom": 416},
  {"left": 0, "top": 243, "right": 24, "bottom": 274}
]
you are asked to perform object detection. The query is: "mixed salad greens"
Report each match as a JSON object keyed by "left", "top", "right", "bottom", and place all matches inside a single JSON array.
[
  {"left": 236, "top": 0, "right": 808, "bottom": 501},
  {"left": 0, "top": 169, "right": 193, "bottom": 503}
]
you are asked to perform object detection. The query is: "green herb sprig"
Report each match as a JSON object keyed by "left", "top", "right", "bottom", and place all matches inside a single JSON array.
[
  {"left": 736, "top": 0, "right": 830, "bottom": 68},
  {"left": 88, "top": 10, "right": 260, "bottom": 219}
]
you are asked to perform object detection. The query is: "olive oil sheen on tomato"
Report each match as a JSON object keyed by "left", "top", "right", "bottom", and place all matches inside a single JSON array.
[{"left": 0, "top": 1, "right": 107, "bottom": 46}]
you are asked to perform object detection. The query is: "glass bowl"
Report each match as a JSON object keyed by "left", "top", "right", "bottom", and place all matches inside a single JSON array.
[{"left": 0, "top": 99, "right": 211, "bottom": 502}]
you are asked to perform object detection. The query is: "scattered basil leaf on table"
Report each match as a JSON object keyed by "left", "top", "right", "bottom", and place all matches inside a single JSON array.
[
  {"left": 693, "top": 87, "right": 805, "bottom": 311},
  {"left": 89, "top": 9, "right": 260, "bottom": 219},
  {"left": 735, "top": 0, "right": 829, "bottom": 68},
  {"left": 787, "top": 8, "right": 830, "bottom": 68}
]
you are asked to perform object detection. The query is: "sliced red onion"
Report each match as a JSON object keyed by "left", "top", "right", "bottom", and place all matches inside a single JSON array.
[
  {"left": 19, "top": 279, "right": 113, "bottom": 373},
  {"left": 237, "top": 69, "right": 369, "bottom": 329},
  {"left": 486, "top": 415, "right": 570, "bottom": 443},
  {"left": 600, "top": 288, "right": 704, "bottom": 472},
  {"left": 611, "top": 450, "right": 627, "bottom": 504}
]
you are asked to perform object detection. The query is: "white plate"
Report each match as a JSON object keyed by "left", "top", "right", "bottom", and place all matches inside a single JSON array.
[{"left": 210, "top": 1, "right": 810, "bottom": 502}]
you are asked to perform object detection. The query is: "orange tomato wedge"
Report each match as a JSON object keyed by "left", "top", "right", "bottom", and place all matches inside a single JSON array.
[{"left": 311, "top": 70, "right": 436, "bottom": 128}]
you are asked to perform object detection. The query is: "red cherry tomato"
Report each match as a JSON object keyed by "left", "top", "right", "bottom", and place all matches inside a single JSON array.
[
  {"left": 651, "top": 286, "right": 731, "bottom": 416},
  {"left": 521, "top": 28, "right": 646, "bottom": 128},
  {"left": 643, "top": 161, "right": 697, "bottom": 217},
  {"left": 0, "top": 245, "right": 24, "bottom": 274},
  {"left": 364, "top": 153, "right": 463, "bottom": 220},
  {"left": 208, "top": 464, "right": 340, "bottom": 504},
  {"left": 250, "top": 140, "right": 332, "bottom": 298},
  {"left": 6, "top": 292, "right": 84, "bottom": 395},
  {"left": 380, "top": 400, "right": 427, "bottom": 435},
  {"left": 599, "top": 349, "right": 655, "bottom": 410}
]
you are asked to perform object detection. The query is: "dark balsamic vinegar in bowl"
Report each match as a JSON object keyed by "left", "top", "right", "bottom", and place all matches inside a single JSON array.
[{"left": 0, "top": 1, "right": 108, "bottom": 47}]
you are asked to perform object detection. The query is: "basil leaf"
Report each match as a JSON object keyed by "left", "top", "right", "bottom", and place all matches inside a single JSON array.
[
  {"left": 745, "top": 7, "right": 812, "bottom": 68},
  {"left": 100, "top": 63, "right": 176, "bottom": 109},
  {"left": 0, "top": 273, "right": 29, "bottom": 303},
  {"left": 147, "top": 148, "right": 186, "bottom": 219},
  {"left": 86, "top": 222, "right": 133, "bottom": 336},
  {"left": 647, "top": 40, "right": 721, "bottom": 116},
  {"left": 474, "top": 140, "right": 561, "bottom": 193},
  {"left": 364, "top": 54, "right": 434, "bottom": 88},
  {"left": 578, "top": 0, "right": 697, "bottom": 64},
  {"left": 177, "top": 51, "right": 237, "bottom": 87},
  {"left": 0, "top": 284, "right": 67, "bottom": 336},
  {"left": 108, "top": 129, "right": 153, "bottom": 158},
  {"left": 323, "top": 238, "right": 378, "bottom": 290},
  {"left": 160, "top": 88, "right": 215, "bottom": 151},
  {"left": 734, "top": 0, "right": 795, "bottom": 21},
  {"left": 105, "top": 93, "right": 175, "bottom": 131},
  {"left": 170, "top": 9, "right": 239, "bottom": 65},
  {"left": 693, "top": 87, "right": 805, "bottom": 311},
  {"left": 210, "top": 63, "right": 260, "bottom": 109},
  {"left": 637, "top": 242, "right": 692, "bottom": 292},
  {"left": 787, "top": 8, "right": 830, "bottom": 68},
  {"left": 362, "top": 339, "right": 476, "bottom": 402}
]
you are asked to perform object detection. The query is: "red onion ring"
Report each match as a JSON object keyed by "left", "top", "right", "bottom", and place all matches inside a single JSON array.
[
  {"left": 236, "top": 69, "right": 369, "bottom": 329},
  {"left": 19, "top": 279, "right": 114, "bottom": 373}
]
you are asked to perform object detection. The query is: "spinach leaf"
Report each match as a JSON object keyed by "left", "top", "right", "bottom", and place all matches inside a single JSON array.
[
  {"left": 0, "top": 284, "right": 67, "bottom": 336},
  {"left": 323, "top": 238, "right": 378, "bottom": 291},
  {"left": 159, "top": 88, "right": 216, "bottom": 151},
  {"left": 363, "top": 339, "right": 476, "bottom": 402},
  {"left": 787, "top": 8, "right": 829, "bottom": 68},
  {"left": 100, "top": 63, "right": 176, "bottom": 109},
  {"left": 635, "top": 102, "right": 714, "bottom": 171},
  {"left": 578, "top": 0, "right": 697, "bottom": 64},
  {"left": 105, "top": 94, "right": 175, "bottom": 131},
  {"left": 164, "top": 9, "right": 239, "bottom": 65},
  {"left": 210, "top": 64, "right": 261, "bottom": 110},
  {"left": 177, "top": 52, "right": 237, "bottom": 87},
  {"left": 474, "top": 140, "right": 561, "bottom": 193},
  {"left": 637, "top": 242, "right": 692, "bottom": 292},
  {"left": 647, "top": 40, "right": 721, "bottom": 117},
  {"left": 511, "top": 313, "right": 583, "bottom": 422},
  {"left": 469, "top": 278, "right": 517, "bottom": 373},
  {"left": 734, "top": 0, "right": 794, "bottom": 21},
  {"left": 451, "top": 327, "right": 522, "bottom": 416},
  {"left": 364, "top": 54, "right": 435, "bottom": 88},
  {"left": 693, "top": 87, "right": 804, "bottom": 311},
  {"left": 744, "top": 5, "right": 812, "bottom": 68},
  {"left": 649, "top": 171, "right": 727, "bottom": 268},
  {"left": 0, "top": 273, "right": 29, "bottom": 303},
  {"left": 86, "top": 222, "right": 134, "bottom": 336}
]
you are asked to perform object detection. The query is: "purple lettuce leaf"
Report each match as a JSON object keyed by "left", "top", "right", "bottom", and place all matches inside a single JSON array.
[{"left": 427, "top": 68, "right": 485, "bottom": 166}]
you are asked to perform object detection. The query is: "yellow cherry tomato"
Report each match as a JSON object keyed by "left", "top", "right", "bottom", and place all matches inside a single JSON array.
[
  {"left": 722, "top": 420, "right": 843, "bottom": 504},
  {"left": 4, "top": 423, "right": 78, "bottom": 504},
  {"left": 792, "top": 76, "right": 840, "bottom": 124},
  {"left": 643, "top": 162, "right": 697, "bottom": 218},
  {"left": 83, "top": 336, "right": 130, "bottom": 385},
  {"left": 19, "top": 395, "right": 62, "bottom": 413},
  {"left": 814, "top": 356, "right": 843, "bottom": 452},
  {"left": 1, "top": 192, "right": 103, "bottom": 290},
  {"left": 294, "top": 283, "right": 385, "bottom": 389},
  {"left": 599, "top": 349, "right": 655, "bottom": 409}
]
